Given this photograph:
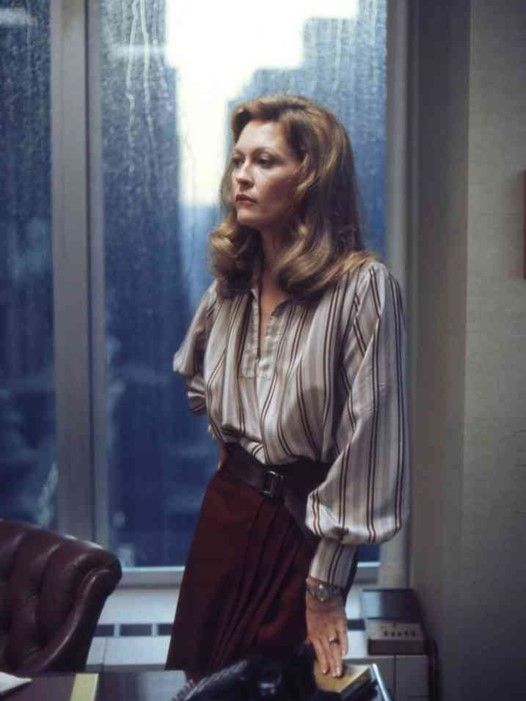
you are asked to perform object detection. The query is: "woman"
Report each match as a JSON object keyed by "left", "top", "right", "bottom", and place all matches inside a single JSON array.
[{"left": 166, "top": 95, "right": 409, "bottom": 682}]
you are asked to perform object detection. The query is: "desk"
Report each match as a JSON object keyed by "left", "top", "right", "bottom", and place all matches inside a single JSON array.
[{"left": 5, "top": 666, "right": 391, "bottom": 700}]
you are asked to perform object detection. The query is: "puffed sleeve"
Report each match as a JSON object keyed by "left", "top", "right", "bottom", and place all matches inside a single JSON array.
[
  {"left": 172, "top": 281, "right": 217, "bottom": 415},
  {"left": 306, "top": 262, "right": 410, "bottom": 588}
]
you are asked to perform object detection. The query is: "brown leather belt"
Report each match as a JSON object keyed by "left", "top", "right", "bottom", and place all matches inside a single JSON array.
[{"left": 222, "top": 442, "right": 329, "bottom": 546}]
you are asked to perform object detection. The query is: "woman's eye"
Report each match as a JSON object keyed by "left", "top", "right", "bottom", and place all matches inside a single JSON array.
[
  {"left": 231, "top": 157, "right": 243, "bottom": 168},
  {"left": 258, "top": 157, "right": 273, "bottom": 167}
]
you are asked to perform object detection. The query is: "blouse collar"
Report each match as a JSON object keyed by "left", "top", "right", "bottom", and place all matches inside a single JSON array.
[{"left": 248, "top": 257, "right": 298, "bottom": 309}]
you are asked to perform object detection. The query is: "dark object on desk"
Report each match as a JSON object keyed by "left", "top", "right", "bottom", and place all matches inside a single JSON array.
[
  {"left": 1, "top": 667, "right": 388, "bottom": 701},
  {"left": 175, "top": 645, "right": 379, "bottom": 701},
  {"left": 0, "top": 519, "right": 121, "bottom": 675}
]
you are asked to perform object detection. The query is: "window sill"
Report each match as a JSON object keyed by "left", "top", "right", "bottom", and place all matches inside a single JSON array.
[{"left": 118, "top": 561, "right": 379, "bottom": 588}]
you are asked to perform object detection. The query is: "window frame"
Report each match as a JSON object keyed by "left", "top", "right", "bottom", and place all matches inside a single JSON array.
[
  {"left": 51, "top": 0, "right": 94, "bottom": 542},
  {"left": 51, "top": 0, "right": 410, "bottom": 587}
]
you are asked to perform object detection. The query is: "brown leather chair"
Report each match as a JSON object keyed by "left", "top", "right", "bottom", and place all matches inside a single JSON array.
[{"left": 0, "top": 519, "right": 121, "bottom": 675}]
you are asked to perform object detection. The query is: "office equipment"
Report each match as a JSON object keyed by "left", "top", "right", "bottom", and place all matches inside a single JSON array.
[{"left": 360, "top": 589, "right": 426, "bottom": 655}]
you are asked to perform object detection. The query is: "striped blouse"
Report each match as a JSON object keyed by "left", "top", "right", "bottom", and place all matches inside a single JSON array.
[{"left": 173, "top": 259, "right": 409, "bottom": 588}]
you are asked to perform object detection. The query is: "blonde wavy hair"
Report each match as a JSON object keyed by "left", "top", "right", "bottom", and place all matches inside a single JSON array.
[{"left": 209, "top": 94, "right": 377, "bottom": 301}]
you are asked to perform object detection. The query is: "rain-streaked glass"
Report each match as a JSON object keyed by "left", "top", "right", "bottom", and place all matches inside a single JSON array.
[
  {"left": 99, "top": 0, "right": 386, "bottom": 566},
  {"left": 0, "top": 4, "right": 56, "bottom": 526}
]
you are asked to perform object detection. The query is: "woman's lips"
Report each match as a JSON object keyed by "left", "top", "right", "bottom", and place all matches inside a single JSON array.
[{"left": 235, "top": 195, "right": 256, "bottom": 203}]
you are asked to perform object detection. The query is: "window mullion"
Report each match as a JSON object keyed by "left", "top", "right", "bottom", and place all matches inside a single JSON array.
[
  {"left": 87, "top": 0, "right": 111, "bottom": 549},
  {"left": 380, "top": 0, "right": 411, "bottom": 588},
  {"left": 51, "top": 0, "right": 95, "bottom": 540}
]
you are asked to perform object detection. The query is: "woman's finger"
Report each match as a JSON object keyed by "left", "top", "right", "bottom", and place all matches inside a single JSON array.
[
  {"left": 324, "top": 636, "right": 343, "bottom": 677},
  {"left": 311, "top": 638, "right": 329, "bottom": 675}
]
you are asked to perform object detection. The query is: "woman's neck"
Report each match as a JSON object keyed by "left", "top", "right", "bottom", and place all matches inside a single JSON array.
[{"left": 259, "top": 228, "right": 287, "bottom": 281}]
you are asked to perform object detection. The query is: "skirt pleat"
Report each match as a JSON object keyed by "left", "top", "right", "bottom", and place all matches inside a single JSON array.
[
  {"left": 214, "top": 500, "right": 310, "bottom": 670},
  {"left": 166, "top": 466, "right": 317, "bottom": 676}
]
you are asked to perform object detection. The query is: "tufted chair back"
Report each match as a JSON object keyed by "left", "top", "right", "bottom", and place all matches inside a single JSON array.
[{"left": 0, "top": 519, "right": 121, "bottom": 675}]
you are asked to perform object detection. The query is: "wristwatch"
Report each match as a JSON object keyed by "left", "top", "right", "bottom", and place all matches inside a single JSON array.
[{"left": 305, "top": 579, "right": 342, "bottom": 603}]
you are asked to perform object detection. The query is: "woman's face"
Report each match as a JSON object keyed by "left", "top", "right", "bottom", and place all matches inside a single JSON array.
[{"left": 230, "top": 119, "right": 301, "bottom": 234}]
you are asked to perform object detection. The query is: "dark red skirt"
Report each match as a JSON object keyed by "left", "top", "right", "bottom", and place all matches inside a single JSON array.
[
  {"left": 166, "top": 470, "right": 322, "bottom": 675},
  {"left": 166, "top": 452, "right": 357, "bottom": 676}
]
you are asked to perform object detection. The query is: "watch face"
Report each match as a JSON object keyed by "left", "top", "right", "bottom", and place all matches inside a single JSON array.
[
  {"left": 307, "top": 581, "right": 339, "bottom": 602},
  {"left": 316, "top": 584, "right": 329, "bottom": 602}
]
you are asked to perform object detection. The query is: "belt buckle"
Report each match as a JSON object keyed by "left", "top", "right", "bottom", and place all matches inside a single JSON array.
[{"left": 261, "top": 470, "right": 284, "bottom": 499}]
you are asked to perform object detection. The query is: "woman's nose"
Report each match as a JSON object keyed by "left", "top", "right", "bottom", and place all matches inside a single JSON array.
[{"left": 235, "top": 163, "right": 253, "bottom": 184}]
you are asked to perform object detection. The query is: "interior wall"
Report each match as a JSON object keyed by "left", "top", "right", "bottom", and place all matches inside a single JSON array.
[
  {"left": 409, "top": 1, "right": 470, "bottom": 699},
  {"left": 410, "top": 1, "right": 526, "bottom": 699},
  {"left": 461, "top": 0, "right": 526, "bottom": 695}
]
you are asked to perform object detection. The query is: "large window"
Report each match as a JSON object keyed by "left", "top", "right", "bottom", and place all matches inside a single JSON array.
[
  {"left": 98, "top": 0, "right": 387, "bottom": 567},
  {"left": 0, "top": 4, "right": 57, "bottom": 527},
  {"left": 0, "top": 0, "right": 398, "bottom": 576}
]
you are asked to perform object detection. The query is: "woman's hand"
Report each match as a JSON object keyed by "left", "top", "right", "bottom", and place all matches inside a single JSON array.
[
  {"left": 217, "top": 440, "right": 228, "bottom": 470},
  {"left": 305, "top": 578, "right": 347, "bottom": 678}
]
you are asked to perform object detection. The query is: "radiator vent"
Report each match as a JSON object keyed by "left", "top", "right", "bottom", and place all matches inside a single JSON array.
[{"left": 95, "top": 620, "right": 364, "bottom": 638}]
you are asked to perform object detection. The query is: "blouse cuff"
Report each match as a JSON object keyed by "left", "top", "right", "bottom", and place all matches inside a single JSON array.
[
  {"left": 187, "top": 386, "right": 207, "bottom": 415},
  {"left": 308, "top": 538, "right": 358, "bottom": 589}
]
